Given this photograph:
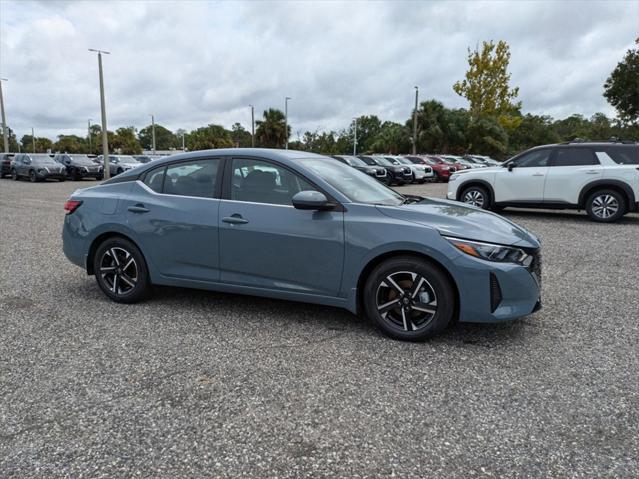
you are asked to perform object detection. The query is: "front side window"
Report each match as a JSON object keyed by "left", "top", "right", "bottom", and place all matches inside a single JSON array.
[
  {"left": 164, "top": 159, "right": 219, "bottom": 198},
  {"left": 231, "top": 158, "right": 316, "bottom": 206},
  {"left": 512, "top": 149, "right": 551, "bottom": 168},
  {"left": 553, "top": 148, "right": 598, "bottom": 166}
]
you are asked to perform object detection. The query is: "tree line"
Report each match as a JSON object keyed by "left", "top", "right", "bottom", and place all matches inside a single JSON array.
[{"left": 6, "top": 38, "right": 637, "bottom": 159}]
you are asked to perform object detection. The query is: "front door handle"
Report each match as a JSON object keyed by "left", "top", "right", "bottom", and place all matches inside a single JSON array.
[
  {"left": 222, "top": 214, "right": 249, "bottom": 225},
  {"left": 585, "top": 170, "right": 599, "bottom": 174},
  {"left": 532, "top": 173, "right": 545, "bottom": 177},
  {"left": 128, "top": 204, "right": 149, "bottom": 213}
]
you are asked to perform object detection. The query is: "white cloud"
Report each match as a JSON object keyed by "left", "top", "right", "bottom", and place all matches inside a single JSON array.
[{"left": 1, "top": 0, "right": 637, "bottom": 140}]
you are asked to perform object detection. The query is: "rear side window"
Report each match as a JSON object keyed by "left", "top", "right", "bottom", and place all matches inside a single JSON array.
[
  {"left": 164, "top": 159, "right": 220, "bottom": 198},
  {"left": 553, "top": 148, "right": 599, "bottom": 166},
  {"left": 601, "top": 146, "right": 639, "bottom": 165},
  {"left": 143, "top": 166, "right": 165, "bottom": 193}
]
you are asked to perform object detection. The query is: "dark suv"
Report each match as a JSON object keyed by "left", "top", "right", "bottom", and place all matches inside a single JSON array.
[
  {"left": 331, "top": 155, "right": 388, "bottom": 183},
  {"left": 54, "top": 154, "right": 103, "bottom": 180},
  {"left": 0, "top": 153, "right": 15, "bottom": 178},
  {"left": 11, "top": 153, "right": 67, "bottom": 182},
  {"left": 358, "top": 155, "right": 413, "bottom": 185}
]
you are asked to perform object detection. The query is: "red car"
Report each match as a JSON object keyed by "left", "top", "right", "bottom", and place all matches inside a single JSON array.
[{"left": 405, "top": 155, "right": 457, "bottom": 182}]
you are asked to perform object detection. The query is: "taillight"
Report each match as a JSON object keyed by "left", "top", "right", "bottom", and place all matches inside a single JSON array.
[{"left": 64, "top": 200, "right": 82, "bottom": 214}]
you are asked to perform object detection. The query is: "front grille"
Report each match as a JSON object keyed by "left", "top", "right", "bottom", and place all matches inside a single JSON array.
[
  {"left": 376, "top": 169, "right": 386, "bottom": 177},
  {"left": 402, "top": 167, "right": 412, "bottom": 175}
]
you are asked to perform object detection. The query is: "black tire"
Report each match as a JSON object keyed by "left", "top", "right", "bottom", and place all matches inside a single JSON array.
[
  {"left": 93, "top": 237, "right": 151, "bottom": 303},
  {"left": 363, "top": 256, "right": 455, "bottom": 341},
  {"left": 585, "top": 189, "right": 626, "bottom": 223},
  {"left": 116, "top": 168, "right": 124, "bottom": 175},
  {"left": 29, "top": 170, "right": 38, "bottom": 183},
  {"left": 59, "top": 177, "right": 66, "bottom": 182},
  {"left": 96, "top": 175, "right": 104, "bottom": 181},
  {"left": 460, "top": 185, "right": 490, "bottom": 210},
  {"left": 418, "top": 179, "right": 425, "bottom": 184},
  {"left": 72, "top": 169, "right": 81, "bottom": 181},
  {"left": 11, "top": 169, "right": 19, "bottom": 181}
]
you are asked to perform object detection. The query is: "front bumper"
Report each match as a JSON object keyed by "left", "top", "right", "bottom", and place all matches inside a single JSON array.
[
  {"left": 452, "top": 251, "right": 541, "bottom": 323},
  {"left": 36, "top": 172, "right": 66, "bottom": 180}
]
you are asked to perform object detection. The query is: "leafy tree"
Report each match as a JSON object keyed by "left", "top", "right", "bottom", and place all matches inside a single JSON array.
[
  {"left": 453, "top": 40, "right": 521, "bottom": 122},
  {"left": 508, "top": 114, "right": 560, "bottom": 153},
  {"left": 231, "top": 122, "right": 253, "bottom": 147},
  {"left": 466, "top": 116, "right": 508, "bottom": 156},
  {"left": 187, "top": 124, "right": 234, "bottom": 151},
  {"left": 113, "top": 127, "right": 142, "bottom": 154},
  {"left": 20, "top": 135, "right": 53, "bottom": 152},
  {"left": 352, "top": 115, "right": 382, "bottom": 153},
  {"left": 408, "top": 100, "right": 470, "bottom": 154},
  {"left": 370, "top": 122, "right": 410, "bottom": 154},
  {"left": 54, "top": 135, "right": 86, "bottom": 153},
  {"left": 138, "top": 123, "right": 176, "bottom": 150},
  {"left": 255, "top": 109, "right": 289, "bottom": 148},
  {"left": 604, "top": 38, "right": 639, "bottom": 124},
  {"left": 5, "top": 126, "right": 19, "bottom": 152},
  {"left": 551, "top": 114, "right": 590, "bottom": 141}
]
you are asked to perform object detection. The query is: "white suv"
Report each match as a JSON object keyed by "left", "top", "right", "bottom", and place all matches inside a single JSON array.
[{"left": 447, "top": 142, "right": 639, "bottom": 222}]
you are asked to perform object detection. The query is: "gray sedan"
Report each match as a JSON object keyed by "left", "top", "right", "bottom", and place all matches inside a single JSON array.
[
  {"left": 11, "top": 153, "right": 67, "bottom": 182},
  {"left": 95, "top": 155, "right": 143, "bottom": 176}
]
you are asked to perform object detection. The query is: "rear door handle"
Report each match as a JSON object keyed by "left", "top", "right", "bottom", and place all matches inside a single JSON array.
[
  {"left": 532, "top": 173, "right": 545, "bottom": 177},
  {"left": 222, "top": 214, "right": 249, "bottom": 225},
  {"left": 585, "top": 170, "right": 599, "bottom": 174},
  {"left": 128, "top": 204, "right": 149, "bottom": 213}
]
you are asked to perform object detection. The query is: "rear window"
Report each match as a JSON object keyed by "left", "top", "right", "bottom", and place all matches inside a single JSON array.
[
  {"left": 553, "top": 148, "right": 599, "bottom": 166},
  {"left": 600, "top": 146, "right": 639, "bottom": 165}
]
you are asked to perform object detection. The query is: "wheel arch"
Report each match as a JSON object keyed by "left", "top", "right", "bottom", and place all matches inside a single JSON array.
[
  {"left": 456, "top": 179, "right": 495, "bottom": 203},
  {"left": 578, "top": 180, "right": 635, "bottom": 209},
  {"left": 86, "top": 231, "right": 146, "bottom": 275},
  {"left": 356, "top": 250, "right": 460, "bottom": 321}
]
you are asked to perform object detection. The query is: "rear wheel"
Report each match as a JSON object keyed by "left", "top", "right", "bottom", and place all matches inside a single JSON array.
[
  {"left": 364, "top": 256, "right": 455, "bottom": 341},
  {"left": 460, "top": 185, "right": 490, "bottom": 210},
  {"left": 11, "top": 169, "right": 18, "bottom": 180},
  {"left": 585, "top": 189, "right": 625, "bottom": 223},
  {"left": 94, "top": 237, "right": 151, "bottom": 303}
]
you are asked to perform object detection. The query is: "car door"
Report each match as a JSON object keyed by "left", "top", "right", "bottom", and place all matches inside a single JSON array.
[
  {"left": 19, "top": 156, "right": 30, "bottom": 176},
  {"left": 218, "top": 157, "right": 344, "bottom": 297},
  {"left": 493, "top": 148, "right": 552, "bottom": 202},
  {"left": 125, "top": 158, "right": 223, "bottom": 282},
  {"left": 543, "top": 147, "right": 602, "bottom": 204}
]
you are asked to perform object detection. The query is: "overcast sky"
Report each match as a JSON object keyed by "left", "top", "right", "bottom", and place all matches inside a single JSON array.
[{"left": 1, "top": 0, "right": 637, "bottom": 140}]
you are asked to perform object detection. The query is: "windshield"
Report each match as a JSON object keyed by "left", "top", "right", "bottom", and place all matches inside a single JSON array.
[
  {"left": 299, "top": 158, "right": 404, "bottom": 206},
  {"left": 69, "top": 155, "right": 94, "bottom": 163},
  {"left": 31, "top": 155, "right": 56, "bottom": 164},
  {"left": 339, "top": 155, "right": 368, "bottom": 167},
  {"left": 118, "top": 156, "right": 138, "bottom": 163},
  {"left": 395, "top": 157, "right": 413, "bottom": 165},
  {"left": 373, "top": 156, "right": 393, "bottom": 167}
]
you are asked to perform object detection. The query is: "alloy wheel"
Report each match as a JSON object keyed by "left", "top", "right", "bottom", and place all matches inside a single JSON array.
[
  {"left": 99, "top": 247, "right": 139, "bottom": 296},
  {"left": 463, "top": 189, "right": 485, "bottom": 208},
  {"left": 29, "top": 171, "right": 36, "bottom": 183},
  {"left": 591, "top": 194, "right": 619, "bottom": 219},
  {"left": 375, "top": 271, "right": 438, "bottom": 332}
]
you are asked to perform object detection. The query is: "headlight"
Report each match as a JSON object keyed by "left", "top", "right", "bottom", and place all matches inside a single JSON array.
[
  {"left": 366, "top": 168, "right": 377, "bottom": 174},
  {"left": 449, "top": 174, "right": 459, "bottom": 181},
  {"left": 444, "top": 236, "right": 532, "bottom": 266}
]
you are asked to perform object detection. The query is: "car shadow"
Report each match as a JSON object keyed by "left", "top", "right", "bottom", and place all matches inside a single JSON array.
[{"left": 502, "top": 208, "right": 639, "bottom": 224}]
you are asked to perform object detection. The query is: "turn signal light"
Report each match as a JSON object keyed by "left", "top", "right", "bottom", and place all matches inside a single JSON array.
[{"left": 64, "top": 200, "right": 82, "bottom": 214}]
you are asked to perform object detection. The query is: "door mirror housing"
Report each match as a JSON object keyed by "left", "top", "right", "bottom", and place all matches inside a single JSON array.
[
  {"left": 507, "top": 163, "right": 515, "bottom": 172},
  {"left": 292, "top": 191, "right": 334, "bottom": 211}
]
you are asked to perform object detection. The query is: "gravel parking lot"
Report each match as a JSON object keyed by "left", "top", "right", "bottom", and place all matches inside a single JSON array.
[{"left": 1, "top": 178, "right": 638, "bottom": 477}]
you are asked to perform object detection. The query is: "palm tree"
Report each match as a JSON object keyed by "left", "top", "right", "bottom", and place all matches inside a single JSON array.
[{"left": 255, "top": 108, "right": 290, "bottom": 148}]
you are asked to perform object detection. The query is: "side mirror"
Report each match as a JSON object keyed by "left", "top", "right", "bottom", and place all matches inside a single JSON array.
[
  {"left": 292, "top": 191, "right": 334, "bottom": 211},
  {"left": 507, "top": 163, "right": 515, "bottom": 172}
]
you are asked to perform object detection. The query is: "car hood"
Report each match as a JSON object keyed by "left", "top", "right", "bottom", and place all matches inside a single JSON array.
[
  {"left": 377, "top": 197, "right": 539, "bottom": 248},
  {"left": 119, "top": 161, "right": 141, "bottom": 168}
]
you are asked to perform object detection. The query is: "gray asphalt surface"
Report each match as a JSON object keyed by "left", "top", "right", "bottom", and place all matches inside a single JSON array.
[{"left": 1, "top": 178, "right": 638, "bottom": 478}]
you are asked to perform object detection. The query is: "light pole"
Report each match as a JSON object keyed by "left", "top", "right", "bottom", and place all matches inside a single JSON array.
[
  {"left": 0, "top": 78, "right": 8, "bottom": 153},
  {"left": 284, "top": 96, "right": 291, "bottom": 149},
  {"left": 249, "top": 104, "right": 255, "bottom": 147},
  {"left": 87, "top": 118, "right": 92, "bottom": 153},
  {"left": 352, "top": 117, "right": 358, "bottom": 156},
  {"left": 181, "top": 132, "right": 185, "bottom": 151},
  {"left": 32, "top": 127, "right": 36, "bottom": 152},
  {"left": 412, "top": 86, "right": 419, "bottom": 155},
  {"left": 89, "top": 48, "right": 111, "bottom": 179},
  {"left": 150, "top": 114, "right": 156, "bottom": 153}
]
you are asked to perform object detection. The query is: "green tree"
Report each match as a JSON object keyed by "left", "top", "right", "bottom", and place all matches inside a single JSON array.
[
  {"left": 138, "top": 124, "right": 176, "bottom": 150},
  {"left": 20, "top": 135, "right": 53, "bottom": 152},
  {"left": 231, "top": 122, "right": 253, "bottom": 147},
  {"left": 604, "top": 38, "right": 639, "bottom": 124},
  {"left": 370, "top": 122, "right": 411, "bottom": 154},
  {"left": 187, "top": 124, "right": 234, "bottom": 150},
  {"left": 453, "top": 40, "right": 521, "bottom": 123},
  {"left": 352, "top": 115, "right": 382, "bottom": 153},
  {"left": 408, "top": 100, "right": 470, "bottom": 153},
  {"left": 466, "top": 116, "right": 508, "bottom": 156},
  {"left": 508, "top": 114, "right": 560, "bottom": 153},
  {"left": 54, "top": 135, "right": 86, "bottom": 153},
  {"left": 551, "top": 114, "right": 590, "bottom": 141},
  {"left": 113, "top": 127, "right": 142, "bottom": 154},
  {"left": 6, "top": 127, "right": 19, "bottom": 152},
  {"left": 255, "top": 109, "right": 289, "bottom": 148}
]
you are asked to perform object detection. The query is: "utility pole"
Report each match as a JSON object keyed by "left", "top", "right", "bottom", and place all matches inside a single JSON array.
[
  {"left": 352, "top": 117, "right": 358, "bottom": 156},
  {"left": 32, "top": 127, "right": 35, "bottom": 152},
  {"left": 249, "top": 104, "right": 255, "bottom": 147},
  {"left": 87, "top": 119, "right": 92, "bottom": 153},
  {"left": 0, "top": 78, "right": 8, "bottom": 152},
  {"left": 150, "top": 114, "right": 156, "bottom": 153},
  {"left": 89, "top": 48, "right": 111, "bottom": 179},
  {"left": 412, "top": 86, "right": 419, "bottom": 155},
  {"left": 284, "top": 97, "right": 291, "bottom": 149}
]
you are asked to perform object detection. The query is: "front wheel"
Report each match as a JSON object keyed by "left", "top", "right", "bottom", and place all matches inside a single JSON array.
[
  {"left": 585, "top": 189, "right": 626, "bottom": 222},
  {"left": 11, "top": 169, "right": 19, "bottom": 181},
  {"left": 460, "top": 185, "right": 490, "bottom": 210},
  {"left": 363, "top": 256, "right": 455, "bottom": 341},
  {"left": 29, "top": 170, "right": 38, "bottom": 183},
  {"left": 94, "top": 237, "right": 151, "bottom": 303}
]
